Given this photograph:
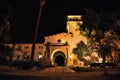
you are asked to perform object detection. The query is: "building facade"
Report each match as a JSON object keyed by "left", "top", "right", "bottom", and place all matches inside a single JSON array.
[{"left": 4, "top": 15, "right": 90, "bottom": 67}]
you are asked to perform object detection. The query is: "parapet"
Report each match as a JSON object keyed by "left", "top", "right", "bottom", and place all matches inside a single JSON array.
[{"left": 67, "top": 15, "right": 82, "bottom": 21}]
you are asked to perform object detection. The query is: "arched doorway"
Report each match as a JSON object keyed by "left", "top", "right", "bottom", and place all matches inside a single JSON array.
[
  {"left": 53, "top": 51, "right": 66, "bottom": 66},
  {"left": 55, "top": 55, "right": 65, "bottom": 66}
]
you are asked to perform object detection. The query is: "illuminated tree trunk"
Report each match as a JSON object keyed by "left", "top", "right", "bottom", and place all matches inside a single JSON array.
[{"left": 100, "top": 43, "right": 107, "bottom": 75}]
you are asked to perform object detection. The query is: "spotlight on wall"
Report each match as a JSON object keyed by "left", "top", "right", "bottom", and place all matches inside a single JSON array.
[{"left": 69, "top": 53, "right": 73, "bottom": 59}]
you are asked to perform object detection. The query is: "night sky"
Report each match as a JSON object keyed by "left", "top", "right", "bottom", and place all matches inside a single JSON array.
[{"left": 0, "top": 0, "right": 119, "bottom": 43}]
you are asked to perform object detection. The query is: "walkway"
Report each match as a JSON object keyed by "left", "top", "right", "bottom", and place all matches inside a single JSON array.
[
  {"left": 0, "top": 66, "right": 120, "bottom": 80},
  {"left": 39, "top": 66, "right": 75, "bottom": 72}
]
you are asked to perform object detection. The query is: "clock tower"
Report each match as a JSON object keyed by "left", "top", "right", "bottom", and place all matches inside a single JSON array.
[{"left": 66, "top": 15, "right": 83, "bottom": 34}]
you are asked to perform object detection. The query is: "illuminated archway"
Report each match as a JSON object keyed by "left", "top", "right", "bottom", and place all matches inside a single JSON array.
[{"left": 51, "top": 49, "right": 67, "bottom": 66}]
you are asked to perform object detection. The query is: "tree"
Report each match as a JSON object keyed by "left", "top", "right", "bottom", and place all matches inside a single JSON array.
[
  {"left": 0, "top": 44, "right": 13, "bottom": 65},
  {"left": 81, "top": 8, "right": 118, "bottom": 75},
  {"left": 81, "top": 9, "right": 101, "bottom": 38},
  {"left": 31, "top": 0, "right": 46, "bottom": 61},
  {"left": 104, "top": 30, "right": 120, "bottom": 63},
  {"left": 73, "top": 41, "right": 89, "bottom": 65},
  {"left": 0, "top": 17, "right": 12, "bottom": 64},
  {"left": 0, "top": 17, "right": 11, "bottom": 42}
]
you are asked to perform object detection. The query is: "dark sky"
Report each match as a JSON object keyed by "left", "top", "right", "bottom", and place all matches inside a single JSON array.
[{"left": 0, "top": 0, "right": 119, "bottom": 42}]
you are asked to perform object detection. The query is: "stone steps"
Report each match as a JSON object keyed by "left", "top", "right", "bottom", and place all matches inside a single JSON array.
[{"left": 40, "top": 66, "right": 75, "bottom": 72}]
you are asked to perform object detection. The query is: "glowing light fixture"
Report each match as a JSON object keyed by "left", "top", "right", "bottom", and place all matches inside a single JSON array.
[
  {"left": 38, "top": 54, "right": 43, "bottom": 59},
  {"left": 69, "top": 53, "right": 73, "bottom": 59}
]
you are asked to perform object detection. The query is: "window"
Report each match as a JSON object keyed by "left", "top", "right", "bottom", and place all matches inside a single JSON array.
[
  {"left": 24, "top": 46, "right": 29, "bottom": 49},
  {"left": 73, "top": 59, "right": 78, "bottom": 65},
  {"left": 16, "top": 45, "right": 21, "bottom": 50}
]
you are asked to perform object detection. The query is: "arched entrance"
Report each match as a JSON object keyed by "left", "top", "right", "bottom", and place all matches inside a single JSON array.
[
  {"left": 53, "top": 51, "right": 66, "bottom": 66},
  {"left": 55, "top": 55, "right": 65, "bottom": 66}
]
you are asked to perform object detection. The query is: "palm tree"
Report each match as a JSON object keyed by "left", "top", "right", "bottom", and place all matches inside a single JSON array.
[
  {"left": 0, "top": 17, "right": 11, "bottom": 42},
  {"left": 31, "top": 0, "right": 46, "bottom": 61},
  {"left": 0, "top": 17, "right": 13, "bottom": 64}
]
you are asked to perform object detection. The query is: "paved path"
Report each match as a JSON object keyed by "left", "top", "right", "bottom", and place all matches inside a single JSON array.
[
  {"left": 39, "top": 66, "right": 75, "bottom": 72},
  {"left": 0, "top": 66, "right": 120, "bottom": 80},
  {"left": 1, "top": 70, "right": 120, "bottom": 80}
]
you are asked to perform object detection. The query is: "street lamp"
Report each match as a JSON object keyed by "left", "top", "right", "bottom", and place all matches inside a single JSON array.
[{"left": 31, "top": 0, "right": 46, "bottom": 61}]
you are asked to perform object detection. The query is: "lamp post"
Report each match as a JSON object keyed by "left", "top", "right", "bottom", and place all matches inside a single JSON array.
[{"left": 31, "top": 0, "right": 46, "bottom": 62}]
